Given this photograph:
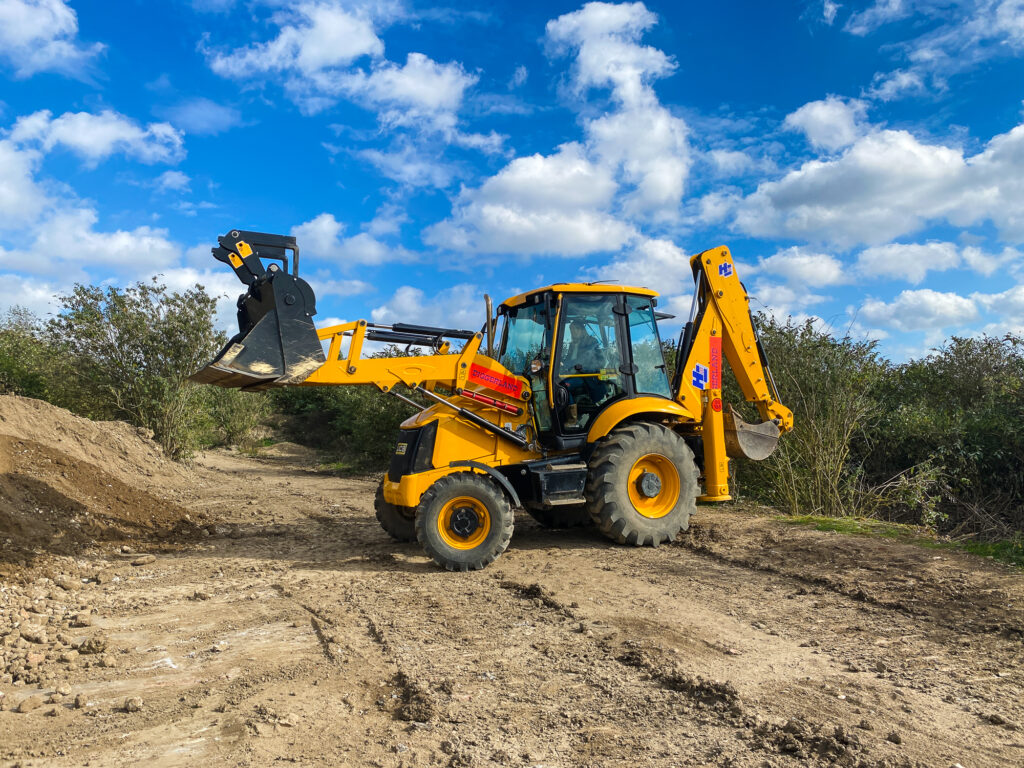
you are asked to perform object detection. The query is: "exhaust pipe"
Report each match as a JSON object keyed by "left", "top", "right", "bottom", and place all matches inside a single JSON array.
[{"left": 190, "top": 230, "right": 326, "bottom": 390}]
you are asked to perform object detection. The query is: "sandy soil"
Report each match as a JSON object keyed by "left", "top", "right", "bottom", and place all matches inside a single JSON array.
[{"left": 1, "top": 397, "right": 1023, "bottom": 767}]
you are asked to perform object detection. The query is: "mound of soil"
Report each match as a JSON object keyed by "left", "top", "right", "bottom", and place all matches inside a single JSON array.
[
  {"left": 0, "top": 396, "right": 187, "bottom": 488},
  {"left": 0, "top": 396, "right": 194, "bottom": 572}
]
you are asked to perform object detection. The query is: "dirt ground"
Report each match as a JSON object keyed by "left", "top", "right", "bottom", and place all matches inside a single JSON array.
[{"left": 1, "top": 397, "right": 1023, "bottom": 767}]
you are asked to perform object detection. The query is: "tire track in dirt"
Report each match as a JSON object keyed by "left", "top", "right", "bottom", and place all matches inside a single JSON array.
[{"left": 4, "top": 448, "right": 1023, "bottom": 767}]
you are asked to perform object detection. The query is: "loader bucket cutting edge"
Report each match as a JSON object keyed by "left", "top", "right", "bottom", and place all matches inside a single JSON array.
[
  {"left": 723, "top": 405, "right": 781, "bottom": 461},
  {"left": 190, "top": 262, "right": 326, "bottom": 390}
]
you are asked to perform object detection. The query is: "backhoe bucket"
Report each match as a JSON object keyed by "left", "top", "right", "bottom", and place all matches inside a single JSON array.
[
  {"left": 190, "top": 231, "right": 326, "bottom": 390},
  {"left": 723, "top": 405, "right": 781, "bottom": 461}
]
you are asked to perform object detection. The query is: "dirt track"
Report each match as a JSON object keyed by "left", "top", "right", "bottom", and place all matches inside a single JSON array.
[{"left": 2, "top": 437, "right": 1024, "bottom": 766}]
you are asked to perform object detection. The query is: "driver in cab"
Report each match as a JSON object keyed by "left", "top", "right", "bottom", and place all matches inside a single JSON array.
[
  {"left": 566, "top": 319, "right": 602, "bottom": 372},
  {"left": 562, "top": 319, "right": 605, "bottom": 427}
]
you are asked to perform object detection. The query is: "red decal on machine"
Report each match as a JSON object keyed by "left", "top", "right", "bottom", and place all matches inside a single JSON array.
[
  {"left": 709, "top": 336, "right": 722, "bottom": 390},
  {"left": 468, "top": 364, "right": 523, "bottom": 398}
]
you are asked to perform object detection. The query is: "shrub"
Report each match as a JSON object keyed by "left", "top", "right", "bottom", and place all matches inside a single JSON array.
[
  {"left": 271, "top": 345, "right": 426, "bottom": 469},
  {"left": 46, "top": 280, "right": 224, "bottom": 459},
  {"left": 729, "top": 316, "right": 888, "bottom": 518},
  {"left": 0, "top": 307, "right": 59, "bottom": 401},
  {"left": 869, "top": 334, "right": 1024, "bottom": 535}
]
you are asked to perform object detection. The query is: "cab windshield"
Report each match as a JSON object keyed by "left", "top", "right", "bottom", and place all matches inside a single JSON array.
[{"left": 499, "top": 303, "right": 549, "bottom": 375}]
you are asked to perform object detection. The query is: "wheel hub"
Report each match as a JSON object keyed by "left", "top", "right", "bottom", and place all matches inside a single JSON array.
[
  {"left": 449, "top": 505, "right": 481, "bottom": 537},
  {"left": 636, "top": 470, "right": 662, "bottom": 498}
]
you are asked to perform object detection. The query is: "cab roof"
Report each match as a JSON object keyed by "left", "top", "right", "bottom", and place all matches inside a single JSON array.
[{"left": 499, "top": 282, "right": 659, "bottom": 309}]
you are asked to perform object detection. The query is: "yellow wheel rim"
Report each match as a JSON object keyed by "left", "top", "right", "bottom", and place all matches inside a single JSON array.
[
  {"left": 437, "top": 496, "right": 491, "bottom": 550},
  {"left": 627, "top": 453, "right": 680, "bottom": 519}
]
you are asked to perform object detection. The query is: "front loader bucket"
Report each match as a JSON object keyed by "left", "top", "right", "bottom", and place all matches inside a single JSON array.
[
  {"left": 723, "top": 405, "right": 781, "bottom": 461},
  {"left": 190, "top": 231, "right": 326, "bottom": 390}
]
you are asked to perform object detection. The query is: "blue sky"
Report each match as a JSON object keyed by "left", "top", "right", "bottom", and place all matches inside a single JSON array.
[{"left": 2, "top": 0, "right": 1024, "bottom": 360}]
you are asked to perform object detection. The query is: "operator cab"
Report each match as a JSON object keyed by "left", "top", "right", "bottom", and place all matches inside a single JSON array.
[{"left": 496, "top": 285, "right": 673, "bottom": 451}]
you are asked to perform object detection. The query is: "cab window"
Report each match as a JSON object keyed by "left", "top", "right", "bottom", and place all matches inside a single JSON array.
[
  {"left": 553, "top": 295, "right": 626, "bottom": 432},
  {"left": 499, "top": 302, "right": 552, "bottom": 433},
  {"left": 627, "top": 296, "right": 672, "bottom": 398}
]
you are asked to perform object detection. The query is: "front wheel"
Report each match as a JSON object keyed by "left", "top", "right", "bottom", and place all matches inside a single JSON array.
[
  {"left": 585, "top": 422, "right": 697, "bottom": 546},
  {"left": 416, "top": 473, "right": 514, "bottom": 571},
  {"left": 375, "top": 480, "right": 416, "bottom": 542}
]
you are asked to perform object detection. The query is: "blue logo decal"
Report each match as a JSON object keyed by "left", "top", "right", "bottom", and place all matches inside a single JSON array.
[
  {"left": 692, "top": 363, "right": 709, "bottom": 390},
  {"left": 719, "top": 262, "right": 733, "bottom": 278}
]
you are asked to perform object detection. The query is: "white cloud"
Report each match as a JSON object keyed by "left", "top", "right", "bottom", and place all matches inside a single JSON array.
[
  {"left": 424, "top": 142, "right": 636, "bottom": 256},
  {"left": 708, "top": 149, "right": 757, "bottom": 176},
  {"left": 0, "top": 272, "right": 60, "bottom": 317},
  {"left": 729, "top": 119, "right": 1024, "bottom": 248},
  {"left": 545, "top": 2, "right": 690, "bottom": 221},
  {"left": 291, "top": 212, "right": 412, "bottom": 266},
  {"left": 973, "top": 283, "right": 1024, "bottom": 324},
  {"left": 961, "top": 245, "right": 1023, "bottom": 276},
  {"left": 155, "top": 97, "right": 242, "bottom": 135},
  {"left": 343, "top": 52, "right": 476, "bottom": 131},
  {"left": 371, "top": 283, "right": 483, "bottom": 330},
  {"left": 545, "top": 1, "right": 673, "bottom": 106},
  {"left": 0, "top": 139, "right": 47, "bottom": 223},
  {"left": 783, "top": 96, "right": 868, "bottom": 151},
  {"left": 748, "top": 280, "right": 828, "bottom": 321},
  {"left": 430, "top": 2, "right": 689, "bottom": 252},
  {"left": 855, "top": 241, "right": 960, "bottom": 283},
  {"left": 844, "top": 0, "right": 909, "bottom": 36},
  {"left": 204, "top": 1, "right": 493, "bottom": 157},
  {"left": 10, "top": 109, "right": 185, "bottom": 166},
  {"left": 586, "top": 102, "right": 689, "bottom": 221},
  {"left": 823, "top": 0, "right": 841, "bottom": 25},
  {"left": 848, "top": 1, "right": 1024, "bottom": 101},
  {"left": 860, "top": 288, "right": 978, "bottom": 331},
  {"left": 1, "top": 207, "right": 180, "bottom": 278},
  {"left": 754, "top": 246, "right": 849, "bottom": 287},
  {"left": 866, "top": 68, "right": 928, "bottom": 101},
  {"left": 0, "top": 0, "right": 104, "bottom": 79},
  {"left": 508, "top": 65, "right": 528, "bottom": 89},
  {"left": 359, "top": 143, "right": 455, "bottom": 188},
  {"left": 154, "top": 170, "right": 190, "bottom": 193},
  {"left": 207, "top": 2, "right": 384, "bottom": 82},
  {"left": 731, "top": 129, "right": 967, "bottom": 247},
  {"left": 585, "top": 237, "right": 693, "bottom": 296}
]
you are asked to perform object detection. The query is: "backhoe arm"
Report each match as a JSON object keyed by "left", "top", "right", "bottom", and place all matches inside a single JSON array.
[{"left": 673, "top": 246, "right": 794, "bottom": 500}]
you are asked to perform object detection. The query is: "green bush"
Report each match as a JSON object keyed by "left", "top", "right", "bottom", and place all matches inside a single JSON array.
[
  {"left": 46, "top": 279, "right": 224, "bottom": 459},
  {"left": 0, "top": 308, "right": 61, "bottom": 402},
  {"left": 868, "top": 335, "right": 1024, "bottom": 535},
  {"left": 270, "top": 345, "right": 426, "bottom": 469},
  {"left": 728, "top": 316, "right": 894, "bottom": 518}
]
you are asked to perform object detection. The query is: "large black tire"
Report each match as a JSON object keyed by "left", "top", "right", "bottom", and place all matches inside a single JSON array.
[
  {"left": 375, "top": 480, "right": 416, "bottom": 542},
  {"left": 585, "top": 422, "right": 697, "bottom": 546},
  {"left": 524, "top": 503, "right": 592, "bottom": 529},
  {"left": 415, "top": 473, "right": 514, "bottom": 571}
]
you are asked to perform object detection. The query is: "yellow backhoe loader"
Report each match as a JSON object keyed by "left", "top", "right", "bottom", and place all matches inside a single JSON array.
[{"left": 192, "top": 230, "right": 793, "bottom": 570}]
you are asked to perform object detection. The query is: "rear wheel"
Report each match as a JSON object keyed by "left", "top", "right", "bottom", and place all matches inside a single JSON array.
[
  {"left": 524, "top": 503, "right": 592, "bottom": 529},
  {"left": 375, "top": 480, "right": 416, "bottom": 542},
  {"left": 585, "top": 422, "right": 697, "bottom": 546},
  {"left": 416, "top": 473, "right": 514, "bottom": 571}
]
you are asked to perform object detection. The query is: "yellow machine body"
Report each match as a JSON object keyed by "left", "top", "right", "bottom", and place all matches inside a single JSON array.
[{"left": 192, "top": 230, "right": 793, "bottom": 570}]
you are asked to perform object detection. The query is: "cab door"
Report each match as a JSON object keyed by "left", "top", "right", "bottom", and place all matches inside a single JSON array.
[{"left": 551, "top": 294, "right": 630, "bottom": 437}]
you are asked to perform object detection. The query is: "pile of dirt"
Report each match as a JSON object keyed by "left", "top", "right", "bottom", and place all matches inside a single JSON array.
[{"left": 0, "top": 396, "right": 194, "bottom": 572}]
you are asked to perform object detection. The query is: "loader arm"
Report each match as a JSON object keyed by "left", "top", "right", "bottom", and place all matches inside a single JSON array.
[
  {"left": 672, "top": 246, "right": 794, "bottom": 501},
  {"left": 191, "top": 231, "right": 534, "bottom": 449}
]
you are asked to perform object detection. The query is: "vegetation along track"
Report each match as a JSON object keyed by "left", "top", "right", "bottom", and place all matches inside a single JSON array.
[{"left": 1, "top": 444, "right": 1023, "bottom": 767}]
